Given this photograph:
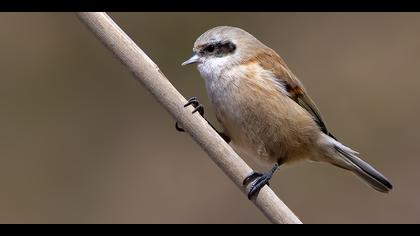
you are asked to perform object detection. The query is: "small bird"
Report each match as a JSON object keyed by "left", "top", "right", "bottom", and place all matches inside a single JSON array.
[{"left": 177, "top": 26, "right": 392, "bottom": 199}]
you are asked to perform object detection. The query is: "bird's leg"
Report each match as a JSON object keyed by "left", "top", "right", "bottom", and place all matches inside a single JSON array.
[
  {"left": 243, "top": 160, "right": 282, "bottom": 200},
  {"left": 175, "top": 97, "right": 231, "bottom": 143}
]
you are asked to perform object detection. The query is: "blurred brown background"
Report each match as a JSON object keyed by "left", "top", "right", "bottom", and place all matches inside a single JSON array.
[{"left": 0, "top": 12, "right": 418, "bottom": 223}]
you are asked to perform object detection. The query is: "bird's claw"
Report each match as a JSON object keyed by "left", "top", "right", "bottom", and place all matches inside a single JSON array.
[
  {"left": 243, "top": 172, "right": 263, "bottom": 185},
  {"left": 184, "top": 97, "right": 204, "bottom": 116},
  {"left": 175, "top": 122, "right": 185, "bottom": 132},
  {"left": 243, "top": 171, "right": 273, "bottom": 200},
  {"left": 175, "top": 97, "right": 205, "bottom": 132}
]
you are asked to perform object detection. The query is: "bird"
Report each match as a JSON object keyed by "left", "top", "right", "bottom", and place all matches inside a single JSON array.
[{"left": 177, "top": 26, "right": 392, "bottom": 199}]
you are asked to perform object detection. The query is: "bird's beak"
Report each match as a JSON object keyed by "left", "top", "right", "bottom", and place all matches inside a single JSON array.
[{"left": 181, "top": 53, "right": 200, "bottom": 66}]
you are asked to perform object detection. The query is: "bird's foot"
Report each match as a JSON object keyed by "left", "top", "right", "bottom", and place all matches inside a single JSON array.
[
  {"left": 175, "top": 96, "right": 231, "bottom": 143},
  {"left": 243, "top": 162, "right": 280, "bottom": 200},
  {"left": 243, "top": 171, "right": 273, "bottom": 200},
  {"left": 175, "top": 97, "right": 204, "bottom": 132}
]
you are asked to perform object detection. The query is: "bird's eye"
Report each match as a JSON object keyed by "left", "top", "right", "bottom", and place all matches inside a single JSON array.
[{"left": 206, "top": 45, "right": 215, "bottom": 53}]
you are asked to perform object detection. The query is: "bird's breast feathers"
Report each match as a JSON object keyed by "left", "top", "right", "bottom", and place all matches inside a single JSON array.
[{"left": 201, "top": 48, "right": 326, "bottom": 163}]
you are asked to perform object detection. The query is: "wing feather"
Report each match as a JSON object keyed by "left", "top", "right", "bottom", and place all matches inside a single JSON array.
[{"left": 245, "top": 48, "right": 332, "bottom": 136}]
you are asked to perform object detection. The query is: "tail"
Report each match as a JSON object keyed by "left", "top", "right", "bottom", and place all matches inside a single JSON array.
[{"left": 328, "top": 136, "right": 393, "bottom": 193}]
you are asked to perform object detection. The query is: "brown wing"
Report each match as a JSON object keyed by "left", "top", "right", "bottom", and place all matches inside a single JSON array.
[{"left": 247, "top": 48, "right": 331, "bottom": 136}]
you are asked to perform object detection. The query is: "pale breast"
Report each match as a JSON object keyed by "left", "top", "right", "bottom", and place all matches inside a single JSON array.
[{"left": 201, "top": 62, "right": 320, "bottom": 164}]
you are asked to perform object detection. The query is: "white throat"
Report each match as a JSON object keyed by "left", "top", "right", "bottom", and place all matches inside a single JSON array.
[
  {"left": 197, "top": 56, "right": 233, "bottom": 81},
  {"left": 195, "top": 56, "right": 243, "bottom": 113}
]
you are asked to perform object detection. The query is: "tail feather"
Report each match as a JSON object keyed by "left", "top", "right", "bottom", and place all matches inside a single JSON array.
[{"left": 333, "top": 143, "right": 393, "bottom": 193}]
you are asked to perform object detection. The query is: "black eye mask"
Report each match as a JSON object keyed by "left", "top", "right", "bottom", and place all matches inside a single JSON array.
[{"left": 201, "top": 41, "right": 236, "bottom": 57}]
